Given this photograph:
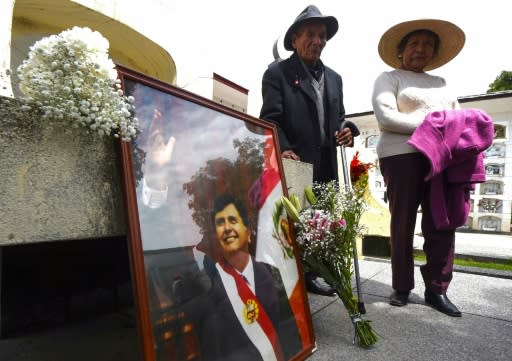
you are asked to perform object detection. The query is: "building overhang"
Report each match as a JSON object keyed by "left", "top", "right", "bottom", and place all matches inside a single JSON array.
[{"left": 12, "top": 0, "right": 176, "bottom": 84}]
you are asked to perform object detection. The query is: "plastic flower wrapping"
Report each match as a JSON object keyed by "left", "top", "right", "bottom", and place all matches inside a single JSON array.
[
  {"left": 16, "top": 26, "right": 138, "bottom": 141},
  {"left": 274, "top": 181, "right": 379, "bottom": 347}
]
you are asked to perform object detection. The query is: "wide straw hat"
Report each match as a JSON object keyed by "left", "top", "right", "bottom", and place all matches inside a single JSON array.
[
  {"left": 284, "top": 5, "right": 338, "bottom": 51},
  {"left": 378, "top": 19, "right": 465, "bottom": 71}
]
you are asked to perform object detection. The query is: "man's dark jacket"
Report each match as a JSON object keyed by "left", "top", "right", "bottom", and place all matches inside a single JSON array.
[{"left": 260, "top": 52, "right": 356, "bottom": 181}]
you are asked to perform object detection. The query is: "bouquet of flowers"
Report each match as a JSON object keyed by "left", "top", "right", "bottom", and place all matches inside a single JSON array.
[
  {"left": 274, "top": 181, "right": 379, "bottom": 347},
  {"left": 17, "top": 26, "right": 138, "bottom": 141}
]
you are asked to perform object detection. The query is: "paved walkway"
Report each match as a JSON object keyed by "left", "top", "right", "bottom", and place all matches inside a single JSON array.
[
  {"left": 1, "top": 231, "right": 511, "bottom": 361},
  {"left": 307, "top": 257, "right": 512, "bottom": 361},
  {"left": 413, "top": 213, "right": 512, "bottom": 262},
  {"left": 415, "top": 231, "right": 512, "bottom": 261}
]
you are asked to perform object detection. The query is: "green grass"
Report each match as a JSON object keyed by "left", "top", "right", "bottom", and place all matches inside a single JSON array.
[{"left": 413, "top": 251, "right": 512, "bottom": 272}]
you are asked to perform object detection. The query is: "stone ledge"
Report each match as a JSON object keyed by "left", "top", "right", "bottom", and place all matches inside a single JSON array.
[{"left": 0, "top": 96, "right": 126, "bottom": 245}]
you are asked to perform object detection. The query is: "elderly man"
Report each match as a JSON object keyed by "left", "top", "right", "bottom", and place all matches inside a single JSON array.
[
  {"left": 207, "top": 194, "right": 301, "bottom": 361},
  {"left": 260, "top": 4, "right": 359, "bottom": 296}
]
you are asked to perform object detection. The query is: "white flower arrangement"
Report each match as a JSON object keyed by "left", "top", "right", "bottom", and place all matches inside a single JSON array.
[{"left": 16, "top": 26, "right": 138, "bottom": 141}]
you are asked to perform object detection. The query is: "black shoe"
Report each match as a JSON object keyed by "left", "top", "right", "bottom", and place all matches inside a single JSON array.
[
  {"left": 389, "top": 290, "right": 409, "bottom": 307},
  {"left": 305, "top": 276, "right": 336, "bottom": 296},
  {"left": 424, "top": 289, "right": 461, "bottom": 317}
]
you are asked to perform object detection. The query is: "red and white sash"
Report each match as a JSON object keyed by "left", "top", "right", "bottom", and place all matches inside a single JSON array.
[{"left": 217, "top": 262, "right": 283, "bottom": 361}]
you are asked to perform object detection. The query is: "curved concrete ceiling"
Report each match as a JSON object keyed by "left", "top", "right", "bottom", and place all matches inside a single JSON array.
[{"left": 12, "top": 0, "right": 176, "bottom": 84}]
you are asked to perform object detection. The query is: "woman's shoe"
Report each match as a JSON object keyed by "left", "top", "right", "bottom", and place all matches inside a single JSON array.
[{"left": 424, "top": 289, "right": 461, "bottom": 317}]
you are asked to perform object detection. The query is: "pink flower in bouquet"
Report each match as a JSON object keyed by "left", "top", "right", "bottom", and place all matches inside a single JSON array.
[
  {"left": 332, "top": 218, "right": 347, "bottom": 230},
  {"left": 304, "top": 209, "right": 331, "bottom": 242}
]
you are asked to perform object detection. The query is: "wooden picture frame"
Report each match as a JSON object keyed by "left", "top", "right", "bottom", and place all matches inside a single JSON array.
[{"left": 117, "top": 66, "right": 315, "bottom": 361}]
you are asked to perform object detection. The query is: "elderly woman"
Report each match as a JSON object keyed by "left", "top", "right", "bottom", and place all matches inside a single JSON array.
[{"left": 371, "top": 19, "right": 466, "bottom": 316}]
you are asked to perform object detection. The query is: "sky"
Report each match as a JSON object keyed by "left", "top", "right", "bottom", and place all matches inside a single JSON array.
[{"left": 140, "top": 0, "right": 510, "bottom": 117}]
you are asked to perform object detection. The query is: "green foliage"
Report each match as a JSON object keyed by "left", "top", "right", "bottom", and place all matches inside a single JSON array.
[
  {"left": 414, "top": 251, "right": 512, "bottom": 272},
  {"left": 304, "top": 186, "right": 317, "bottom": 205},
  {"left": 487, "top": 70, "right": 512, "bottom": 93}
]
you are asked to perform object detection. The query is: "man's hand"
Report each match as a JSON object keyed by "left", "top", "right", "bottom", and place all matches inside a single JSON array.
[
  {"left": 143, "top": 135, "right": 176, "bottom": 191},
  {"left": 335, "top": 127, "right": 353, "bottom": 147},
  {"left": 282, "top": 150, "right": 300, "bottom": 161},
  {"left": 150, "top": 136, "right": 176, "bottom": 166}
]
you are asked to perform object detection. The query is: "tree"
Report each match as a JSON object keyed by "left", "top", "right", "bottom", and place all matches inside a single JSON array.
[
  {"left": 182, "top": 137, "right": 265, "bottom": 259},
  {"left": 487, "top": 70, "right": 512, "bottom": 93}
]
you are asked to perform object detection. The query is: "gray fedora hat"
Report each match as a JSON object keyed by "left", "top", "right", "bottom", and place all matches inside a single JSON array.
[{"left": 284, "top": 5, "right": 339, "bottom": 51}]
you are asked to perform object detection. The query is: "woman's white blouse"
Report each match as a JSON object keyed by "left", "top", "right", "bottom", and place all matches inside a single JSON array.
[{"left": 371, "top": 69, "right": 459, "bottom": 158}]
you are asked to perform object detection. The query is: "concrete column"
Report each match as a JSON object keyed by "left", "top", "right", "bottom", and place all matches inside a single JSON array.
[
  {"left": 0, "top": 97, "right": 126, "bottom": 246},
  {"left": 0, "top": 246, "right": 3, "bottom": 338},
  {"left": 0, "top": 1, "right": 13, "bottom": 333},
  {"left": 281, "top": 158, "right": 313, "bottom": 206},
  {"left": 0, "top": 0, "right": 15, "bottom": 97}
]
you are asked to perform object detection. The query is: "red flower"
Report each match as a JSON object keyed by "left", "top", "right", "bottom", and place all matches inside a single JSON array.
[{"left": 350, "top": 151, "right": 373, "bottom": 184}]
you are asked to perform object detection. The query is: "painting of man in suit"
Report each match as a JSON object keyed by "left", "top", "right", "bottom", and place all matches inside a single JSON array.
[
  {"left": 119, "top": 74, "right": 312, "bottom": 360},
  {"left": 204, "top": 193, "right": 302, "bottom": 361}
]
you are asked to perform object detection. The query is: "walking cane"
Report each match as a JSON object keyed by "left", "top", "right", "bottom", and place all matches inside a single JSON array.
[{"left": 339, "top": 121, "right": 366, "bottom": 314}]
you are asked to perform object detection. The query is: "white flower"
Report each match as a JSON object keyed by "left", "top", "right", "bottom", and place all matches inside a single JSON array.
[{"left": 17, "top": 26, "right": 138, "bottom": 141}]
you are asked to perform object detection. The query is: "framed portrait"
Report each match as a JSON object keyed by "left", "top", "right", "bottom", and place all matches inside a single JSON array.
[{"left": 116, "top": 66, "right": 315, "bottom": 361}]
